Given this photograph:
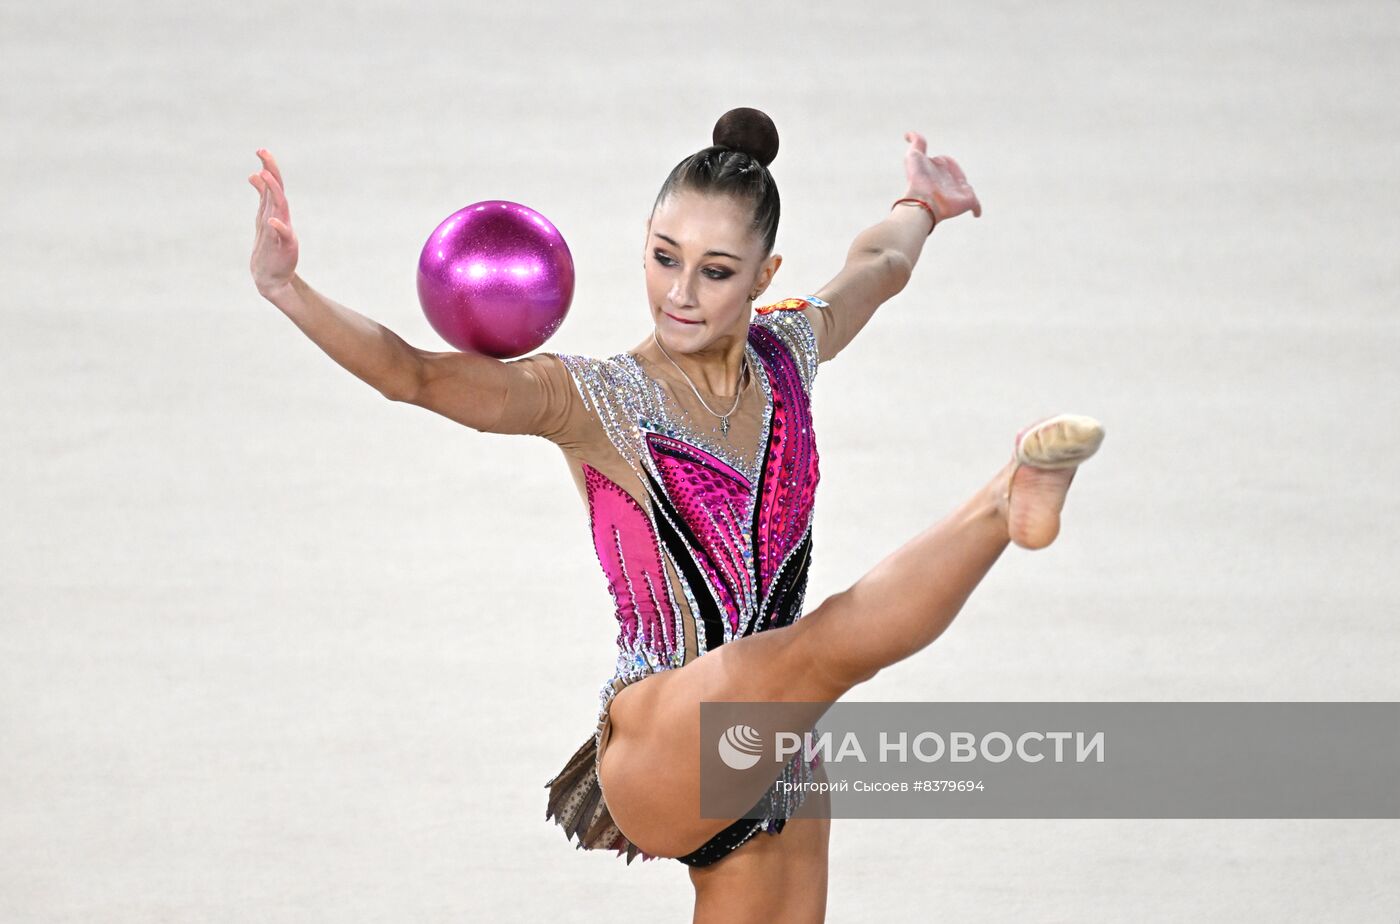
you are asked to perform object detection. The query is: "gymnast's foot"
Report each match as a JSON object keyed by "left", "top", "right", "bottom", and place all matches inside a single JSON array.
[{"left": 996, "top": 414, "right": 1106, "bottom": 550}]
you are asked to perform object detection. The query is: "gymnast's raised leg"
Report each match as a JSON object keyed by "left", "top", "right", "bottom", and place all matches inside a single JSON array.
[{"left": 598, "top": 414, "right": 1105, "bottom": 862}]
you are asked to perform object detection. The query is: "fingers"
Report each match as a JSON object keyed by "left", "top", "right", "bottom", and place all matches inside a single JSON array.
[
  {"left": 248, "top": 160, "right": 296, "bottom": 253},
  {"left": 251, "top": 151, "right": 291, "bottom": 236},
  {"left": 250, "top": 174, "right": 269, "bottom": 234},
  {"left": 249, "top": 168, "right": 271, "bottom": 216},
  {"left": 904, "top": 129, "right": 927, "bottom": 153},
  {"left": 259, "top": 168, "right": 289, "bottom": 220},
  {"left": 923, "top": 152, "right": 972, "bottom": 186},
  {"left": 248, "top": 160, "right": 292, "bottom": 236},
  {"left": 943, "top": 155, "right": 970, "bottom": 186},
  {"left": 932, "top": 154, "right": 982, "bottom": 216},
  {"left": 917, "top": 152, "right": 984, "bottom": 220},
  {"left": 256, "top": 149, "right": 286, "bottom": 192}
]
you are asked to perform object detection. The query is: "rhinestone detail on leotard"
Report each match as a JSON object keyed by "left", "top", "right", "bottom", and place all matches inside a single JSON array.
[{"left": 543, "top": 300, "right": 826, "bottom": 865}]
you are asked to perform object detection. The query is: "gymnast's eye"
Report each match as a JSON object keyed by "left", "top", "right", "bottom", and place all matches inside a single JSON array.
[{"left": 653, "top": 251, "right": 733, "bottom": 280}]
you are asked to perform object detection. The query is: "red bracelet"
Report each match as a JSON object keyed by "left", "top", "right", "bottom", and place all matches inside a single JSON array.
[{"left": 891, "top": 197, "right": 937, "bottom": 235}]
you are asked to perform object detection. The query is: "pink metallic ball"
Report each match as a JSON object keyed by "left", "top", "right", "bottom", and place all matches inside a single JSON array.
[{"left": 416, "top": 200, "right": 575, "bottom": 358}]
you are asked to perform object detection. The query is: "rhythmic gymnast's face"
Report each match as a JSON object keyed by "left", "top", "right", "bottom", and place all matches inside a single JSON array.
[{"left": 644, "top": 189, "right": 781, "bottom": 355}]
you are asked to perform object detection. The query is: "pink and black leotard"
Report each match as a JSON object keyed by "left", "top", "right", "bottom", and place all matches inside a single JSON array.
[{"left": 491, "top": 296, "right": 828, "bottom": 866}]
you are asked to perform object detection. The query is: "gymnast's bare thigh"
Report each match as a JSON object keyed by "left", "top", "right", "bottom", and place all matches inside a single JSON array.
[
  {"left": 598, "top": 615, "right": 831, "bottom": 856},
  {"left": 689, "top": 764, "right": 833, "bottom": 924},
  {"left": 597, "top": 672, "right": 714, "bottom": 855}
]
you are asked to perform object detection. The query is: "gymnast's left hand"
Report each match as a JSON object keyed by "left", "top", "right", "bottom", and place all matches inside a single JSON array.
[{"left": 902, "top": 130, "right": 982, "bottom": 221}]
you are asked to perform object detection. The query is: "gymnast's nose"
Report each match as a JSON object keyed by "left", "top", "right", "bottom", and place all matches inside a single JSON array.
[{"left": 668, "top": 276, "right": 698, "bottom": 312}]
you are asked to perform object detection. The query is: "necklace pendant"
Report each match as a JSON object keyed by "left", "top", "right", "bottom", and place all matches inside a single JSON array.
[{"left": 720, "top": 416, "right": 730, "bottom": 437}]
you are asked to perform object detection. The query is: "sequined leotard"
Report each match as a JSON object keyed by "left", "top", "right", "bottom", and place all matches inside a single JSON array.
[{"left": 492, "top": 296, "right": 828, "bottom": 866}]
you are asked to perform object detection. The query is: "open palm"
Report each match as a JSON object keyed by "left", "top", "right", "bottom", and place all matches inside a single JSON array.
[
  {"left": 247, "top": 149, "right": 299, "bottom": 295},
  {"left": 903, "top": 130, "right": 982, "bottom": 222}
]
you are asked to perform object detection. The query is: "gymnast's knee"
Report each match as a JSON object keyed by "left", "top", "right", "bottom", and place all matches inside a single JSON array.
[{"left": 802, "top": 592, "right": 881, "bottom": 692}]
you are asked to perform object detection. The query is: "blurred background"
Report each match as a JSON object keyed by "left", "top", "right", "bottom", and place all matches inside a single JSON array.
[{"left": 2, "top": 0, "right": 1396, "bottom": 920}]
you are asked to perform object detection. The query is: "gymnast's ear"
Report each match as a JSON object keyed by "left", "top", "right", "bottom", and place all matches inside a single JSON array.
[{"left": 760, "top": 252, "right": 783, "bottom": 286}]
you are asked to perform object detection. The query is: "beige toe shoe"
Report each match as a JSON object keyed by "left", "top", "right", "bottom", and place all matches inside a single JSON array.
[{"left": 1003, "top": 414, "right": 1106, "bottom": 505}]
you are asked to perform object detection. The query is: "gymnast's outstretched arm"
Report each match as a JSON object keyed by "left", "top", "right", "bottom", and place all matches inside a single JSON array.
[
  {"left": 247, "top": 149, "right": 572, "bottom": 440},
  {"left": 803, "top": 130, "right": 983, "bottom": 364}
]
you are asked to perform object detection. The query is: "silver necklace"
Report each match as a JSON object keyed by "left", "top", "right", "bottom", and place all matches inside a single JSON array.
[{"left": 651, "top": 330, "right": 750, "bottom": 437}]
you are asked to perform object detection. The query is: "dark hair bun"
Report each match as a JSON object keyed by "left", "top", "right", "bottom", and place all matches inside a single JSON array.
[{"left": 712, "top": 107, "right": 779, "bottom": 168}]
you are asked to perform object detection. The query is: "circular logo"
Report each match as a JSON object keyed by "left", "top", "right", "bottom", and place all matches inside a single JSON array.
[{"left": 717, "top": 724, "right": 764, "bottom": 770}]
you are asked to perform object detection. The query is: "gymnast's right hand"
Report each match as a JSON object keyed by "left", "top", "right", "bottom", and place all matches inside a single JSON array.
[{"left": 248, "top": 149, "right": 299, "bottom": 296}]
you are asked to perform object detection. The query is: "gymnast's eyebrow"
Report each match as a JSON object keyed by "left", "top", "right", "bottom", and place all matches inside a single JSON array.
[{"left": 652, "top": 232, "right": 743, "bottom": 262}]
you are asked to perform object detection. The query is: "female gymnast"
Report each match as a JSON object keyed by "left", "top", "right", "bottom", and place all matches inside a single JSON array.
[{"left": 246, "top": 107, "right": 1104, "bottom": 923}]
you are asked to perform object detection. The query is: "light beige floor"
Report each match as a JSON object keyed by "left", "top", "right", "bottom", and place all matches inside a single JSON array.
[{"left": 3, "top": 1, "right": 1397, "bottom": 921}]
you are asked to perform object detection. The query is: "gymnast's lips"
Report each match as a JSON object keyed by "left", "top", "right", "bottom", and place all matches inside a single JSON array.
[{"left": 664, "top": 311, "right": 701, "bottom": 325}]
